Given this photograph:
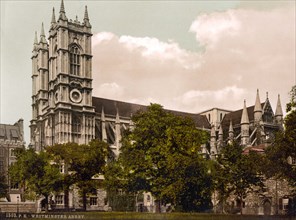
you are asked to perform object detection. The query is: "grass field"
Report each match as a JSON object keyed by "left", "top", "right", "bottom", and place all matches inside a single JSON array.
[{"left": 6, "top": 212, "right": 296, "bottom": 220}]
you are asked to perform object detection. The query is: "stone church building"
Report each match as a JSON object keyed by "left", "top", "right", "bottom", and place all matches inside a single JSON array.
[{"left": 28, "top": 0, "right": 291, "bottom": 214}]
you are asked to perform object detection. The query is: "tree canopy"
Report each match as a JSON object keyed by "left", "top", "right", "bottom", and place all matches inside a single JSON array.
[
  {"left": 213, "top": 141, "right": 264, "bottom": 214},
  {"left": 9, "top": 148, "right": 63, "bottom": 210},
  {"left": 106, "top": 103, "right": 211, "bottom": 212},
  {"left": 46, "top": 139, "right": 110, "bottom": 210},
  {"left": 265, "top": 86, "right": 296, "bottom": 187}
]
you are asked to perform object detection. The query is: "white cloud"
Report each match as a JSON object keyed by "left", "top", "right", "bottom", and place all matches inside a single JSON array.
[
  {"left": 91, "top": 5, "right": 295, "bottom": 115},
  {"left": 190, "top": 10, "right": 241, "bottom": 48},
  {"left": 95, "top": 82, "right": 125, "bottom": 99},
  {"left": 92, "top": 32, "right": 115, "bottom": 46}
]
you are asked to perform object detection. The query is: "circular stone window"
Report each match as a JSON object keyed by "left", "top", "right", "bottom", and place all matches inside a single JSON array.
[{"left": 70, "top": 89, "right": 82, "bottom": 103}]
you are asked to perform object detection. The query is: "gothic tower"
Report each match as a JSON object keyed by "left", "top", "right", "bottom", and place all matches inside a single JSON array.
[{"left": 30, "top": 0, "right": 95, "bottom": 151}]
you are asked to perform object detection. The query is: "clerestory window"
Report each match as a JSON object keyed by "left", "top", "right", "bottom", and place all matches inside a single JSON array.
[{"left": 70, "top": 45, "right": 80, "bottom": 76}]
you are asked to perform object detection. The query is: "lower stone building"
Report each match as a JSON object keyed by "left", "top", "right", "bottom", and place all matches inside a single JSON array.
[{"left": 0, "top": 119, "right": 25, "bottom": 202}]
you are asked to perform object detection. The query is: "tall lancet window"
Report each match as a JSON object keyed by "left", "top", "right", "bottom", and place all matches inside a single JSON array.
[
  {"left": 72, "top": 114, "right": 81, "bottom": 133},
  {"left": 70, "top": 45, "right": 80, "bottom": 76}
]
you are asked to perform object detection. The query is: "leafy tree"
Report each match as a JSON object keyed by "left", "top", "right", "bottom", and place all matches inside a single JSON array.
[
  {"left": 214, "top": 141, "right": 264, "bottom": 214},
  {"left": 0, "top": 173, "right": 8, "bottom": 199},
  {"left": 9, "top": 148, "right": 63, "bottom": 211},
  {"left": 46, "top": 140, "right": 109, "bottom": 210},
  {"left": 109, "top": 103, "right": 211, "bottom": 211},
  {"left": 266, "top": 86, "right": 296, "bottom": 187}
]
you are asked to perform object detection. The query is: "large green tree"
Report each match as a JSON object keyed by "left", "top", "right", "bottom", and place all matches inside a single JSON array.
[
  {"left": 9, "top": 148, "right": 63, "bottom": 211},
  {"left": 46, "top": 139, "right": 109, "bottom": 210},
  {"left": 107, "top": 104, "right": 211, "bottom": 211},
  {"left": 214, "top": 141, "right": 264, "bottom": 214}
]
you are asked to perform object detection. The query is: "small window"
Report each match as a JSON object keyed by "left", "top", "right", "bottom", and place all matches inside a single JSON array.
[
  {"left": 90, "top": 197, "right": 97, "bottom": 206},
  {"left": 0, "top": 148, "right": 4, "bottom": 156},
  {"left": 147, "top": 195, "right": 151, "bottom": 202},
  {"left": 283, "top": 198, "right": 289, "bottom": 210},
  {"left": 55, "top": 195, "right": 64, "bottom": 205}
]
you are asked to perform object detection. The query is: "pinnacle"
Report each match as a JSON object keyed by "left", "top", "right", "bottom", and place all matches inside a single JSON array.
[
  {"left": 34, "top": 31, "right": 38, "bottom": 44},
  {"left": 60, "top": 0, "right": 65, "bottom": 13},
  {"left": 275, "top": 94, "right": 283, "bottom": 116},
  {"left": 84, "top": 6, "right": 89, "bottom": 20},
  {"left": 241, "top": 100, "right": 249, "bottom": 124},
  {"left": 254, "top": 89, "right": 262, "bottom": 113},
  {"left": 40, "top": 23, "right": 47, "bottom": 44},
  {"left": 59, "top": 0, "right": 67, "bottom": 21},
  {"left": 51, "top": 7, "right": 56, "bottom": 24}
]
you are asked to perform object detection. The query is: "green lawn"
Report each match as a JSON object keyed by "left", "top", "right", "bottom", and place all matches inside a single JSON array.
[{"left": 10, "top": 212, "right": 295, "bottom": 220}]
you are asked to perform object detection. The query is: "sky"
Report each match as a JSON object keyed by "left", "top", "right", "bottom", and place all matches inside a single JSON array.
[{"left": 0, "top": 0, "right": 295, "bottom": 144}]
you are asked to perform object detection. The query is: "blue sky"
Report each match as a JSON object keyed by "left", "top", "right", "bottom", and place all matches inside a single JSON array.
[{"left": 1, "top": 0, "right": 295, "bottom": 144}]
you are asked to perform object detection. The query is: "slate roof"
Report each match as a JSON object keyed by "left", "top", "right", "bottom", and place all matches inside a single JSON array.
[
  {"left": 221, "top": 103, "right": 265, "bottom": 130},
  {"left": 92, "top": 97, "right": 211, "bottom": 129},
  {"left": 0, "top": 124, "right": 22, "bottom": 141}
]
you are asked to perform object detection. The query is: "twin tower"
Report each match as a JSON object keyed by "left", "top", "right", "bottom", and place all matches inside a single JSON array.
[{"left": 30, "top": 0, "right": 95, "bottom": 151}]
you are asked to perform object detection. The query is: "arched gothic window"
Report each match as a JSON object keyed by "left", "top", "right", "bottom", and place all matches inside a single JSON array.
[{"left": 70, "top": 45, "right": 80, "bottom": 76}]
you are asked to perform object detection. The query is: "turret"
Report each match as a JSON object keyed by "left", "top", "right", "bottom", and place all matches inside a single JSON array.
[
  {"left": 254, "top": 89, "right": 262, "bottom": 124},
  {"left": 275, "top": 94, "right": 283, "bottom": 125},
  {"left": 241, "top": 100, "right": 250, "bottom": 146}
]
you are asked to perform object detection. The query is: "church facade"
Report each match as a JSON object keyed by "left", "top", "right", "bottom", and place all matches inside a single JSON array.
[{"left": 29, "top": 0, "right": 290, "bottom": 213}]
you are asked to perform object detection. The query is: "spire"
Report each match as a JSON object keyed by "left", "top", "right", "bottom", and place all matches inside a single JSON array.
[
  {"left": 34, "top": 31, "right": 38, "bottom": 44},
  {"left": 275, "top": 94, "right": 283, "bottom": 117},
  {"left": 229, "top": 120, "right": 234, "bottom": 133},
  {"left": 228, "top": 120, "right": 234, "bottom": 142},
  {"left": 254, "top": 89, "right": 262, "bottom": 113},
  {"left": 83, "top": 5, "right": 91, "bottom": 27},
  {"left": 51, "top": 7, "right": 56, "bottom": 24},
  {"left": 33, "top": 31, "right": 38, "bottom": 51},
  {"left": 60, "top": 0, "right": 65, "bottom": 13},
  {"left": 39, "top": 23, "right": 47, "bottom": 44},
  {"left": 59, "top": 0, "right": 67, "bottom": 21},
  {"left": 241, "top": 100, "right": 249, "bottom": 124},
  {"left": 84, "top": 5, "right": 89, "bottom": 20}
]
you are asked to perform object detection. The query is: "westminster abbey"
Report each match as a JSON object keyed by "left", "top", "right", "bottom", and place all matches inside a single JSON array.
[{"left": 28, "top": 0, "right": 290, "bottom": 214}]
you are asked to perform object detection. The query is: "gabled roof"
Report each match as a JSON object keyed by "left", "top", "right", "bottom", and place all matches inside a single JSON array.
[{"left": 92, "top": 97, "right": 211, "bottom": 129}]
